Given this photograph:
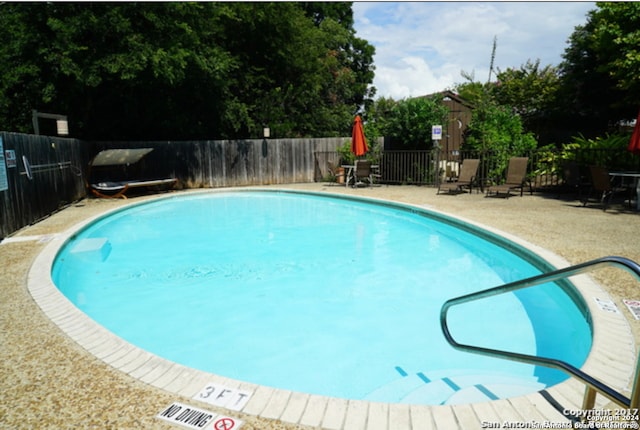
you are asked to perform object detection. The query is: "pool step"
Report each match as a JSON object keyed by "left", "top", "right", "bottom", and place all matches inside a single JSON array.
[
  {"left": 364, "top": 369, "right": 545, "bottom": 405},
  {"left": 70, "top": 237, "right": 112, "bottom": 262}
]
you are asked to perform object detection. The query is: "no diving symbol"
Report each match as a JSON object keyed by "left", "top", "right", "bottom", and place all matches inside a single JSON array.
[{"left": 214, "top": 417, "right": 237, "bottom": 430}]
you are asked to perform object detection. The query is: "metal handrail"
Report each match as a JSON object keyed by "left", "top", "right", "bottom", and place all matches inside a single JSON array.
[{"left": 440, "top": 256, "right": 640, "bottom": 410}]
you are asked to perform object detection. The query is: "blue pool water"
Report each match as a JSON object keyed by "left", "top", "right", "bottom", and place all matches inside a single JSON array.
[{"left": 52, "top": 191, "right": 591, "bottom": 404}]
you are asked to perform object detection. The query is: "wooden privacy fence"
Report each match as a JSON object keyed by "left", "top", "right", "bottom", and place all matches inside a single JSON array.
[
  {"left": 1, "top": 133, "right": 344, "bottom": 238},
  {"left": 0, "top": 132, "right": 87, "bottom": 238},
  {"left": 91, "top": 137, "right": 343, "bottom": 189},
  {"left": 3, "top": 131, "right": 637, "bottom": 239}
]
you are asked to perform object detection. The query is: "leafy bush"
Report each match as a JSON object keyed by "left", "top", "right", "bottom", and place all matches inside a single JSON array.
[
  {"left": 531, "top": 133, "right": 638, "bottom": 183},
  {"left": 336, "top": 140, "right": 355, "bottom": 164},
  {"left": 465, "top": 104, "right": 537, "bottom": 153},
  {"left": 464, "top": 103, "right": 537, "bottom": 181},
  {"left": 379, "top": 97, "right": 449, "bottom": 149},
  {"left": 568, "top": 133, "right": 636, "bottom": 168}
]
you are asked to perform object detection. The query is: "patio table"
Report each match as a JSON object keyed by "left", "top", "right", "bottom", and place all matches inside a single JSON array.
[
  {"left": 609, "top": 171, "right": 640, "bottom": 210},
  {"left": 342, "top": 164, "right": 354, "bottom": 187}
]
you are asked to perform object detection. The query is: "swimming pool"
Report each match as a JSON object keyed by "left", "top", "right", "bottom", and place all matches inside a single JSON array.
[{"left": 51, "top": 190, "right": 591, "bottom": 405}]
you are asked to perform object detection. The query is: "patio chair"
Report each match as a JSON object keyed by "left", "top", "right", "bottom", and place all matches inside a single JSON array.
[
  {"left": 444, "top": 164, "right": 458, "bottom": 182},
  {"left": 353, "top": 159, "right": 374, "bottom": 187},
  {"left": 582, "top": 165, "right": 629, "bottom": 211},
  {"left": 438, "top": 159, "right": 480, "bottom": 195},
  {"left": 486, "top": 157, "right": 531, "bottom": 198},
  {"left": 558, "top": 161, "right": 589, "bottom": 199},
  {"left": 88, "top": 148, "right": 177, "bottom": 199}
]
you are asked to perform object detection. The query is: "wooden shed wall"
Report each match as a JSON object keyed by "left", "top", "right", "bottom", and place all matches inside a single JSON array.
[{"left": 441, "top": 97, "right": 472, "bottom": 161}]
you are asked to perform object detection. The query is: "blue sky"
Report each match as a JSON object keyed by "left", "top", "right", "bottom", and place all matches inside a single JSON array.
[{"left": 352, "top": 2, "right": 596, "bottom": 99}]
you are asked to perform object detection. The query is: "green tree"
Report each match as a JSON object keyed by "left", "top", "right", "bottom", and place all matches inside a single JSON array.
[
  {"left": 465, "top": 103, "right": 536, "bottom": 155},
  {"left": 457, "top": 60, "right": 537, "bottom": 174},
  {"left": 301, "top": 2, "right": 376, "bottom": 133},
  {"left": 452, "top": 35, "right": 540, "bottom": 156},
  {"left": 558, "top": 2, "right": 640, "bottom": 137},
  {"left": 215, "top": 2, "right": 329, "bottom": 138},
  {"left": 464, "top": 101, "right": 537, "bottom": 179},
  {"left": 492, "top": 60, "right": 560, "bottom": 120},
  {"left": 491, "top": 60, "right": 563, "bottom": 145},
  {"left": 0, "top": 2, "right": 375, "bottom": 140},
  {"left": 454, "top": 80, "right": 486, "bottom": 107},
  {"left": 0, "top": 3, "right": 237, "bottom": 139},
  {"left": 590, "top": 2, "right": 640, "bottom": 105},
  {"left": 455, "top": 54, "right": 582, "bottom": 146},
  {"left": 362, "top": 96, "right": 396, "bottom": 141}
]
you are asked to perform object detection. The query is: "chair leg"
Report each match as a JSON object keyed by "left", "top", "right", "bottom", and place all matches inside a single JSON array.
[
  {"left": 91, "top": 187, "right": 128, "bottom": 199},
  {"left": 582, "top": 187, "right": 592, "bottom": 206},
  {"left": 601, "top": 190, "right": 613, "bottom": 211}
]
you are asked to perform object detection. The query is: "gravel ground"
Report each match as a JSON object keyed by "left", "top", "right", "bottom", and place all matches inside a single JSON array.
[{"left": 1, "top": 183, "right": 639, "bottom": 429}]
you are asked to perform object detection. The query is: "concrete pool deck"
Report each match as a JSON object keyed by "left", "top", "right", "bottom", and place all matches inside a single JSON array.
[{"left": 2, "top": 183, "right": 640, "bottom": 429}]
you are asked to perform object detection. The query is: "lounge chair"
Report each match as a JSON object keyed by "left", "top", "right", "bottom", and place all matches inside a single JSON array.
[
  {"left": 90, "top": 178, "right": 177, "bottom": 199},
  {"left": 486, "top": 157, "right": 531, "bottom": 198},
  {"left": 582, "top": 165, "right": 629, "bottom": 211},
  {"left": 438, "top": 159, "right": 480, "bottom": 194},
  {"left": 88, "top": 148, "right": 177, "bottom": 199}
]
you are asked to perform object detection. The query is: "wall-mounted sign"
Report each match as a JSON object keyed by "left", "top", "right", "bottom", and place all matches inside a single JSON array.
[
  {"left": 431, "top": 125, "right": 443, "bottom": 140},
  {"left": 5, "top": 150, "right": 16, "bottom": 168}
]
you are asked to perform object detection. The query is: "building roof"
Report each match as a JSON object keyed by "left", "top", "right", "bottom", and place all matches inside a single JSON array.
[{"left": 423, "top": 90, "right": 475, "bottom": 109}]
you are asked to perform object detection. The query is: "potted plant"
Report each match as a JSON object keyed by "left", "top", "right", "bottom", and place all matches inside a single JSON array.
[{"left": 333, "top": 140, "right": 356, "bottom": 183}]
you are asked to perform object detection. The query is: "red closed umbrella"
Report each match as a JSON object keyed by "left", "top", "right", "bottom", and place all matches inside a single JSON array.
[
  {"left": 351, "top": 115, "right": 369, "bottom": 157},
  {"left": 628, "top": 109, "right": 640, "bottom": 155}
]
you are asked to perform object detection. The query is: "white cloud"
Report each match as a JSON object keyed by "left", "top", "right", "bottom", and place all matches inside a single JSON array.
[
  {"left": 376, "top": 56, "right": 458, "bottom": 99},
  {"left": 353, "top": 2, "right": 595, "bottom": 99}
]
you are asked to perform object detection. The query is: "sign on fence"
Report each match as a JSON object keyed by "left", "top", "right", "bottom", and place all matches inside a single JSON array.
[{"left": 431, "top": 125, "right": 442, "bottom": 140}]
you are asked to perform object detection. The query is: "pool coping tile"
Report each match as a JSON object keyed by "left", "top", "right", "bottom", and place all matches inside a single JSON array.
[
  {"left": 26, "top": 189, "right": 638, "bottom": 430},
  {"left": 452, "top": 403, "right": 484, "bottom": 429},
  {"left": 279, "top": 391, "right": 310, "bottom": 424},
  {"left": 431, "top": 405, "right": 459, "bottom": 429},
  {"left": 409, "top": 404, "right": 435, "bottom": 429},
  {"left": 298, "top": 394, "right": 329, "bottom": 427},
  {"left": 365, "top": 401, "right": 388, "bottom": 430},
  {"left": 260, "top": 389, "right": 293, "bottom": 420},
  {"left": 342, "top": 399, "right": 369, "bottom": 430},
  {"left": 387, "top": 403, "right": 411, "bottom": 429},
  {"left": 321, "top": 397, "right": 349, "bottom": 430},
  {"left": 522, "top": 393, "right": 568, "bottom": 422}
]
